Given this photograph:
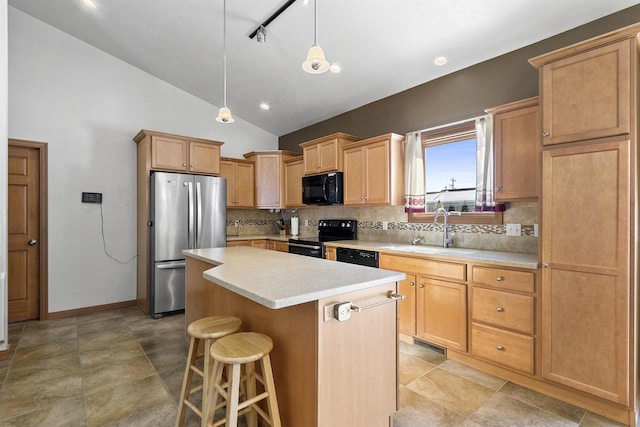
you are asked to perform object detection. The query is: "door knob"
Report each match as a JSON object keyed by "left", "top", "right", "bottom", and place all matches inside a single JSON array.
[{"left": 28, "top": 239, "right": 38, "bottom": 245}]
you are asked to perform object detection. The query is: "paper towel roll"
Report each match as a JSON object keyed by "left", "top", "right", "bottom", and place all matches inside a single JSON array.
[{"left": 291, "top": 217, "right": 299, "bottom": 236}]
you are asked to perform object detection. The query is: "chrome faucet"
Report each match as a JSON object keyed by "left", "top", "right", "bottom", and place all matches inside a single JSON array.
[
  {"left": 433, "top": 208, "right": 461, "bottom": 248},
  {"left": 411, "top": 235, "right": 422, "bottom": 245}
]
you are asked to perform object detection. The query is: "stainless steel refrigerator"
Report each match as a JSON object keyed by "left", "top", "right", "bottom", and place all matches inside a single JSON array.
[{"left": 150, "top": 171, "right": 226, "bottom": 318}]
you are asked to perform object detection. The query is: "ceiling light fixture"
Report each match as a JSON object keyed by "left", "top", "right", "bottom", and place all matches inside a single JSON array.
[
  {"left": 302, "top": 0, "right": 330, "bottom": 74},
  {"left": 329, "top": 63, "right": 342, "bottom": 74},
  {"left": 256, "top": 25, "right": 267, "bottom": 43},
  {"left": 260, "top": 103, "right": 270, "bottom": 110},
  {"left": 434, "top": 56, "right": 448, "bottom": 66},
  {"left": 249, "top": 0, "right": 296, "bottom": 40},
  {"left": 82, "top": 0, "right": 97, "bottom": 9},
  {"left": 216, "top": 0, "right": 234, "bottom": 124}
]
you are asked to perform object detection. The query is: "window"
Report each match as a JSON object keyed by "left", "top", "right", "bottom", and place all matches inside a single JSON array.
[{"left": 408, "top": 119, "right": 503, "bottom": 224}]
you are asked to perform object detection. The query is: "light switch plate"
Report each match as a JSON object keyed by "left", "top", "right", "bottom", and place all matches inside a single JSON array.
[
  {"left": 506, "top": 223, "right": 521, "bottom": 236},
  {"left": 382, "top": 220, "right": 388, "bottom": 230}
]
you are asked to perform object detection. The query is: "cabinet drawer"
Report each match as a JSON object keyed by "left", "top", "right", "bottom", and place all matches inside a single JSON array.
[
  {"left": 471, "top": 266, "right": 534, "bottom": 293},
  {"left": 380, "top": 255, "right": 466, "bottom": 282},
  {"left": 275, "top": 242, "right": 289, "bottom": 252},
  {"left": 227, "top": 240, "right": 251, "bottom": 247},
  {"left": 472, "top": 288, "right": 534, "bottom": 334},
  {"left": 472, "top": 323, "right": 534, "bottom": 374}
]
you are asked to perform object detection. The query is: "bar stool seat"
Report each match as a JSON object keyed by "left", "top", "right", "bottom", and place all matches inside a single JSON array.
[
  {"left": 203, "top": 332, "right": 281, "bottom": 427},
  {"left": 176, "top": 316, "right": 242, "bottom": 427}
]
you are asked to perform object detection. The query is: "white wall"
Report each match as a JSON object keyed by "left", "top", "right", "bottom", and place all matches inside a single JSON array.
[
  {"left": 8, "top": 7, "right": 278, "bottom": 313},
  {"left": 1, "top": 0, "right": 8, "bottom": 346}
]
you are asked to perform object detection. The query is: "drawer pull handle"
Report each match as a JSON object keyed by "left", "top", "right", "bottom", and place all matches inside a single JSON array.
[
  {"left": 496, "top": 276, "right": 504, "bottom": 281},
  {"left": 419, "top": 284, "right": 424, "bottom": 288},
  {"left": 409, "top": 282, "right": 415, "bottom": 287},
  {"left": 496, "top": 307, "right": 504, "bottom": 313},
  {"left": 497, "top": 345, "right": 505, "bottom": 351}
]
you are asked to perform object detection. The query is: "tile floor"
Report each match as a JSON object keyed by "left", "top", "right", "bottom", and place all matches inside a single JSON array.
[{"left": 0, "top": 307, "right": 627, "bottom": 426}]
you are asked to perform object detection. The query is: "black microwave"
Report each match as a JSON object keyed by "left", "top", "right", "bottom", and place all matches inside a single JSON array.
[{"left": 302, "top": 172, "right": 343, "bottom": 205}]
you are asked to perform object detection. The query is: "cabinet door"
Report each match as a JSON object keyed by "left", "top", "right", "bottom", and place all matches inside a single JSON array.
[
  {"left": 494, "top": 104, "right": 539, "bottom": 200},
  {"left": 255, "top": 154, "right": 282, "bottom": 208},
  {"left": 189, "top": 141, "right": 220, "bottom": 174},
  {"left": 303, "top": 144, "right": 320, "bottom": 175},
  {"left": 284, "top": 159, "right": 304, "bottom": 208},
  {"left": 325, "top": 247, "right": 336, "bottom": 261},
  {"left": 363, "top": 139, "right": 390, "bottom": 204},
  {"left": 151, "top": 136, "right": 188, "bottom": 171},
  {"left": 398, "top": 273, "right": 417, "bottom": 336},
  {"left": 235, "top": 162, "right": 255, "bottom": 208},
  {"left": 541, "top": 39, "right": 630, "bottom": 145},
  {"left": 317, "top": 138, "right": 339, "bottom": 172},
  {"left": 541, "top": 138, "right": 629, "bottom": 404},
  {"left": 343, "top": 147, "right": 365, "bottom": 205},
  {"left": 250, "top": 240, "right": 267, "bottom": 249},
  {"left": 219, "top": 160, "right": 236, "bottom": 207},
  {"left": 417, "top": 277, "right": 467, "bottom": 351}
]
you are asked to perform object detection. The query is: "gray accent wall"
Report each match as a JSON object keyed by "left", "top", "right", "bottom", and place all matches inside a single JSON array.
[{"left": 279, "top": 4, "right": 640, "bottom": 149}]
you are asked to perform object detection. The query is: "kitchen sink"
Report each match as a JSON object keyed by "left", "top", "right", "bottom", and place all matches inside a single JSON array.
[{"left": 378, "top": 244, "right": 477, "bottom": 257}]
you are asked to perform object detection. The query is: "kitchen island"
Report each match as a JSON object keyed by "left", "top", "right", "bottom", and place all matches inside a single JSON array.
[{"left": 183, "top": 247, "right": 406, "bottom": 427}]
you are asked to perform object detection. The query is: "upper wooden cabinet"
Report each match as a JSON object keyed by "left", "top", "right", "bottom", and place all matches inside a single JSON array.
[
  {"left": 134, "top": 130, "right": 223, "bottom": 175},
  {"left": 284, "top": 156, "right": 305, "bottom": 208},
  {"left": 530, "top": 38, "right": 632, "bottom": 145},
  {"left": 343, "top": 133, "right": 405, "bottom": 206},
  {"left": 219, "top": 157, "right": 254, "bottom": 208},
  {"left": 243, "top": 150, "right": 299, "bottom": 209},
  {"left": 299, "top": 133, "right": 360, "bottom": 175},
  {"left": 486, "top": 97, "right": 539, "bottom": 201}
]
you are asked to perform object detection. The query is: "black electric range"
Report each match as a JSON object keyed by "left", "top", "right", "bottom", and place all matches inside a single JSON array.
[{"left": 288, "top": 219, "right": 358, "bottom": 258}]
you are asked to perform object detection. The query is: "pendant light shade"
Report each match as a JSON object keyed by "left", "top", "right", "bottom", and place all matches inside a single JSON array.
[
  {"left": 302, "top": 45, "right": 330, "bottom": 74},
  {"left": 216, "top": 0, "right": 234, "bottom": 123},
  {"left": 302, "top": 0, "right": 329, "bottom": 74}
]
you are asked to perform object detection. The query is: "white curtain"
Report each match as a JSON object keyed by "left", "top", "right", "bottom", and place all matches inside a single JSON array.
[
  {"left": 475, "top": 115, "right": 497, "bottom": 211},
  {"left": 404, "top": 131, "right": 425, "bottom": 213}
]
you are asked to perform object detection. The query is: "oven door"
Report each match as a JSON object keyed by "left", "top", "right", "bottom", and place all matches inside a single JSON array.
[{"left": 288, "top": 242, "right": 324, "bottom": 258}]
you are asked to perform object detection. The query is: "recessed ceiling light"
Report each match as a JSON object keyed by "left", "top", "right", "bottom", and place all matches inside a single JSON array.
[
  {"left": 260, "top": 103, "right": 270, "bottom": 110},
  {"left": 329, "top": 63, "right": 342, "bottom": 74},
  {"left": 434, "top": 56, "right": 448, "bottom": 66},
  {"left": 302, "top": 0, "right": 310, "bottom": 5},
  {"left": 82, "top": 0, "right": 97, "bottom": 9}
]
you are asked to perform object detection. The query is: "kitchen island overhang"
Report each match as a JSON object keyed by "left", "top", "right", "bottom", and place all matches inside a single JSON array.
[{"left": 183, "top": 247, "right": 406, "bottom": 427}]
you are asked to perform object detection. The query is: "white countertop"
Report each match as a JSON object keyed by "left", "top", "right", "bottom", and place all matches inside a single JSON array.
[
  {"left": 184, "top": 247, "right": 406, "bottom": 309},
  {"left": 325, "top": 240, "right": 539, "bottom": 270}
]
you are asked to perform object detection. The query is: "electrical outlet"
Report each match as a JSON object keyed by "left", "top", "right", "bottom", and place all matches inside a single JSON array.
[
  {"left": 82, "top": 192, "right": 102, "bottom": 204},
  {"left": 304, "top": 219, "right": 309, "bottom": 226},
  {"left": 234, "top": 220, "right": 239, "bottom": 227},
  {"left": 534, "top": 224, "right": 538, "bottom": 237},
  {"left": 505, "top": 223, "right": 521, "bottom": 236},
  {"left": 382, "top": 220, "right": 388, "bottom": 230},
  {"left": 334, "top": 302, "right": 352, "bottom": 322}
]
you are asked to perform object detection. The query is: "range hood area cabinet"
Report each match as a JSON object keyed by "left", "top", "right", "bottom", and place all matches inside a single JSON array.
[
  {"left": 299, "top": 132, "right": 360, "bottom": 175},
  {"left": 219, "top": 157, "right": 255, "bottom": 208},
  {"left": 133, "top": 129, "right": 224, "bottom": 314},
  {"left": 529, "top": 23, "right": 638, "bottom": 424},
  {"left": 243, "top": 150, "right": 299, "bottom": 209},
  {"left": 343, "top": 133, "right": 405, "bottom": 206},
  {"left": 486, "top": 97, "right": 540, "bottom": 201},
  {"left": 284, "top": 156, "right": 305, "bottom": 208}
]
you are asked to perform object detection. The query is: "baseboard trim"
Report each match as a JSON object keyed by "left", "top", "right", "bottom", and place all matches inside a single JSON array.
[
  {"left": 0, "top": 344, "right": 11, "bottom": 361},
  {"left": 46, "top": 300, "right": 137, "bottom": 320}
]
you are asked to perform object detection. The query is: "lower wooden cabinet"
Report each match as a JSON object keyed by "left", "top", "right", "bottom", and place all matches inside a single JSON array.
[
  {"left": 398, "top": 274, "right": 417, "bottom": 336},
  {"left": 417, "top": 278, "right": 467, "bottom": 352},
  {"left": 274, "top": 241, "right": 288, "bottom": 252},
  {"left": 325, "top": 247, "right": 336, "bottom": 261}
]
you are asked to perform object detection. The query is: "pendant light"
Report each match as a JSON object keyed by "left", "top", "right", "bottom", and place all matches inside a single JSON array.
[
  {"left": 302, "top": 0, "right": 330, "bottom": 74},
  {"left": 216, "top": 0, "right": 234, "bottom": 123}
]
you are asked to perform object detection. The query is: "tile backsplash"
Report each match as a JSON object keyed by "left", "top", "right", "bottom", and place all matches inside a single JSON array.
[{"left": 226, "top": 201, "right": 538, "bottom": 254}]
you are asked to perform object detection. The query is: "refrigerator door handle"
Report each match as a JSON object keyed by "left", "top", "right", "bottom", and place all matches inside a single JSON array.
[
  {"left": 196, "top": 181, "right": 203, "bottom": 248},
  {"left": 156, "top": 261, "right": 186, "bottom": 270},
  {"left": 187, "top": 181, "right": 195, "bottom": 249}
]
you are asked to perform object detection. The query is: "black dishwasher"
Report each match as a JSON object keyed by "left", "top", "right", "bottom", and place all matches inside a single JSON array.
[{"left": 336, "top": 247, "right": 379, "bottom": 268}]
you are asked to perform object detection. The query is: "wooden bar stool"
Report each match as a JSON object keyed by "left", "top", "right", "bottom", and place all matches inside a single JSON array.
[
  {"left": 202, "top": 332, "right": 281, "bottom": 427},
  {"left": 176, "top": 316, "right": 242, "bottom": 427}
]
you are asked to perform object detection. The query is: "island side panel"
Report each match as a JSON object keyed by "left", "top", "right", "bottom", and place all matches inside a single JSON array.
[
  {"left": 317, "top": 282, "right": 399, "bottom": 427},
  {"left": 185, "top": 256, "right": 318, "bottom": 427}
]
